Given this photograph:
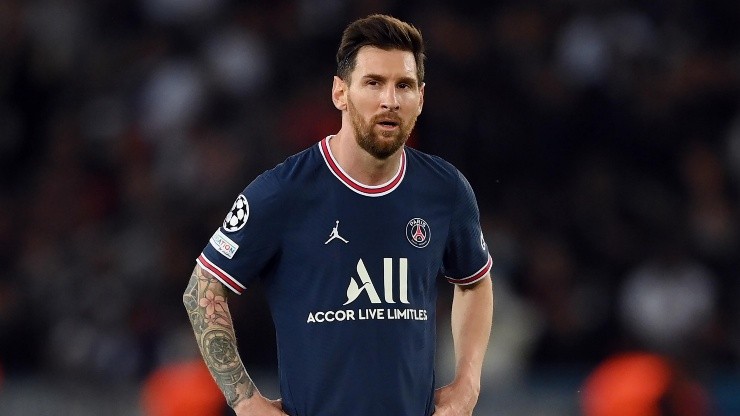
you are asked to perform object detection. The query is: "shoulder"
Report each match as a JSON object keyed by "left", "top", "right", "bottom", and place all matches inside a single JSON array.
[
  {"left": 404, "top": 146, "right": 468, "bottom": 188},
  {"left": 270, "top": 143, "right": 321, "bottom": 181},
  {"left": 238, "top": 142, "right": 322, "bottom": 211},
  {"left": 251, "top": 142, "right": 323, "bottom": 191}
]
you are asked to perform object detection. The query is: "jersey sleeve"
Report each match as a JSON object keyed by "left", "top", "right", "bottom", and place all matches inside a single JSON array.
[
  {"left": 440, "top": 169, "right": 492, "bottom": 285},
  {"left": 197, "top": 170, "right": 284, "bottom": 294}
]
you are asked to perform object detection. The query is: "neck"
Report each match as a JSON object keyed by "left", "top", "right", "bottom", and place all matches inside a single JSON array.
[{"left": 328, "top": 132, "right": 403, "bottom": 186}]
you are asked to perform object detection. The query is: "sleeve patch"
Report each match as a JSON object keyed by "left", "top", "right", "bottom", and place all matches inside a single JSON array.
[
  {"left": 209, "top": 229, "right": 239, "bottom": 259},
  {"left": 223, "top": 194, "right": 249, "bottom": 232}
]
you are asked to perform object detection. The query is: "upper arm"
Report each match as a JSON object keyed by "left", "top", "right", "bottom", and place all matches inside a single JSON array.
[
  {"left": 442, "top": 169, "right": 492, "bottom": 286},
  {"left": 184, "top": 263, "right": 229, "bottom": 307},
  {"left": 455, "top": 272, "right": 492, "bottom": 294},
  {"left": 197, "top": 170, "right": 286, "bottom": 295}
]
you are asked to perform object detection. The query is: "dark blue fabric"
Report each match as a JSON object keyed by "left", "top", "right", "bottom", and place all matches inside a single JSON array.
[{"left": 200, "top": 139, "right": 490, "bottom": 416}]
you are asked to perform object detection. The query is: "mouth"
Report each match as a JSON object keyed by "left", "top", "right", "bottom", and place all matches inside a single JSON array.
[{"left": 376, "top": 117, "right": 401, "bottom": 130}]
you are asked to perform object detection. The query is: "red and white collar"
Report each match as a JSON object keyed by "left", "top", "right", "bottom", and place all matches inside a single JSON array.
[{"left": 319, "top": 136, "right": 406, "bottom": 197}]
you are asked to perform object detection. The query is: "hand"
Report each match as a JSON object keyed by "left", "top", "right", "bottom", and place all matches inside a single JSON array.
[
  {"left": 233, "top": 393, "right": 288, "bottom": 416},
  {"left": 432, "top": 381, "right": 479, "bottom": 416}
]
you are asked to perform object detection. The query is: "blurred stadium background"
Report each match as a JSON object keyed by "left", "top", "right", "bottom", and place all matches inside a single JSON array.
[{"left": 1, "top": 0, "right": 739, "bottom": 415}]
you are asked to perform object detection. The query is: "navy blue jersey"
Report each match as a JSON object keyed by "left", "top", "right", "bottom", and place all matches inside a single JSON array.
[{"left": 198, "top": 136, "right": 491, "bottom": 416}]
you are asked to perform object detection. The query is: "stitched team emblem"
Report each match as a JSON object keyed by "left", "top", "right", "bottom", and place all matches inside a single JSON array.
[
  {"left": 406, "top": 218, "right": 430, "bottom": 248},
  {"left": 223, "top": 194, "right": 249, "bottom": 232}
]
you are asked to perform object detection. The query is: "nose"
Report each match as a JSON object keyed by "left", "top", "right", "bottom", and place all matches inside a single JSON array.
[{"left": 381, "top": 85, "right": 400, "bottom": 111}]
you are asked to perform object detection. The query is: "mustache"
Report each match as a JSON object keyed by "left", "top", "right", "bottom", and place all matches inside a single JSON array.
[{"left": 372, "top": 113, "right": 402, "bottom": 124}]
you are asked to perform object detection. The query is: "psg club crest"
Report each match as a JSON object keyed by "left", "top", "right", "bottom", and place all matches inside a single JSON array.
[
  {"left": 406, "top": 218, "right": 430, "bottom": 248},
  {"left": 223, "top": 194, "right": 249, "bottom": 232}
]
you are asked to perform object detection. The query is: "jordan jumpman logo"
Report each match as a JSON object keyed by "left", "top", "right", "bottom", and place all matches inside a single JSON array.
[{"left": 325, "top": 220, "right": 349, "bottom": 244}]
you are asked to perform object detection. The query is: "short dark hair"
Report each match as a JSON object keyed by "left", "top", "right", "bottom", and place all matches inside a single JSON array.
[{"left": 336, "top": 14, "right": 425, "bottom": 84}]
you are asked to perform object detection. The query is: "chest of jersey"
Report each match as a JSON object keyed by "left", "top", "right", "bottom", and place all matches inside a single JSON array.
[{"left": 267, "top": 175, "right": 452, "bottom": 318}]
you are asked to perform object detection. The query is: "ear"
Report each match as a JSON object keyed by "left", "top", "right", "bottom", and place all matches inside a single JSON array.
[
  {"left": 417, "top": 82, "right": 425, "bottom": 115},
  {"left": 332, "top": 76, "right": 347, "bottom": 111}
]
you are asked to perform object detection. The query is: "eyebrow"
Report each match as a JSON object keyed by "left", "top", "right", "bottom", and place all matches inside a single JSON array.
[{"left": 362, "top": 73, "right": 419, "bottom": 88}]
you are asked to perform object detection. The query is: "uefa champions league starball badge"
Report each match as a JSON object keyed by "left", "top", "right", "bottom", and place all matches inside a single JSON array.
[{"left": 223, "top": 194, "right": 249, "bottom": 232}]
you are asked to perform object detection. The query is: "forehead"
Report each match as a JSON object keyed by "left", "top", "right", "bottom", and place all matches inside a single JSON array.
[{"left": 351, "top": 46, "right": 418, "bottom": 82}]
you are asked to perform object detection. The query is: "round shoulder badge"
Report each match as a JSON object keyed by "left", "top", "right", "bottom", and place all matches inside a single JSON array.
[
  {"left": 223, "top": 194, "right": 249, "bottom": 232},
  {"left": 406, "top": 218, "right": 430, "bottom": 248}
]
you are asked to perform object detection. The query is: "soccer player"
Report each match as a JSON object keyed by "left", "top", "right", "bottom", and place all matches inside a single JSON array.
[{"left": 183, "top": 14, "right": 494, "bottom": 416}]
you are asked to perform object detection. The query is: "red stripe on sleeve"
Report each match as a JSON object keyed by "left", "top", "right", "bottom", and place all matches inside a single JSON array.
[
  {"left": 446, "top": 255, "right": 492, "bottom": 286},
  {"left": 196, "top": 254, "right": 245, "bottom": 295}
]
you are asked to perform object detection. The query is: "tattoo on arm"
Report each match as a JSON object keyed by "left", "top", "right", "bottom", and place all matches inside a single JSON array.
[{"left": 184, "top": 265, "right": 255, "bottom": 407}]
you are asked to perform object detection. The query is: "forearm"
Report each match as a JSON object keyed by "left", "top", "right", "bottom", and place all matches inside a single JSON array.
[
  {"left": 183, "top": 264, "right": 255, "bottom": 408},
  {"left": 450, "top": 274, "right": 493, "bottom": 389}
]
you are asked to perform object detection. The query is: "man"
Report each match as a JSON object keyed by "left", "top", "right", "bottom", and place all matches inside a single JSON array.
[{"left": 183, "top": 14, "right": 493, "bottom": 416}]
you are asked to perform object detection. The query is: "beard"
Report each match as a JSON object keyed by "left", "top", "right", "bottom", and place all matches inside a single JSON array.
[{"left": 347, "top": 96, "right": 417, "bottom": 160}]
